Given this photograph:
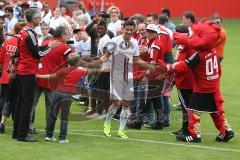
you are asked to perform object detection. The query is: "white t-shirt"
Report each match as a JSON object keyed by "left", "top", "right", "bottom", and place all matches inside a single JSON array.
[
  {"left": 41, "top": 10, "right": 53, "bottom": 25},
  {"left": 34, "top": 26, "right": 42, "bottom": 37},
  {"left": 5, "top": 17, "right": 18, "bottom": 39},
  {"left": 98, "top": 34, "right": 110, "bottom": 56},
  {"left": 74, "top": 37, "right": 91, "bottom": 58},
  {"left": 28, "top": 0, "right": 43, "bottom": 9},
  {"left": 107, "top": 20, "right": 121, "bottom": 36},
  {"left": 49, "top": 16, "right": 70, "bottom": 30},
  {"left": 105, "top": 35, "right": 139, "bottom": 79},
  {"left": 98, "top": 34, "right": 111, "bottom": 69}
]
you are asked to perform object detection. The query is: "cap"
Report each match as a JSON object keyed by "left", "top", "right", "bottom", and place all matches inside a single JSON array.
[
  {"left": 73, "top": 27, "right": 86, "bottom": 34},
  {"left": 146, "top": 24, "right": 159, "bottom": 33}
]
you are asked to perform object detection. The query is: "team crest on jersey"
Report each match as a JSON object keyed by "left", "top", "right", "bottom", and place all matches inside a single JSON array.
[
  {"left": 104, "top": 42, "right": 117, "bottom": 54},
  {"left": 6, "top": 45, "right": 17, "bottom": 52},
  {"left": 119, "top": 41, "right": 134, "bottom": 50}
]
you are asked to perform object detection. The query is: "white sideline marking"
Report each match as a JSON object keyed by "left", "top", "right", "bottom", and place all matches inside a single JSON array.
[
  {"left": 7, "top": 125, "right": 239, "bottom": 136},
  {"left": 65, "top": 129, "right": 240, "bottom": 136},
  {"left": 5, "top": 127, "right": 239, "bottom": 153},
  {"left": 68, "top": 132, "right": 240, "bottom": 153}
]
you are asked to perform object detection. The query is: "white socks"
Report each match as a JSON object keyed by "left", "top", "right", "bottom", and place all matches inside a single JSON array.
[
  {"left": 119, "top": 108, "right": 128, "bottom": 131},
  {"left": 105, "top": 104, "right": 118, "bottom": 126},
  {"left": 105, "top": 104, "right": 129, "bottom": 132}
]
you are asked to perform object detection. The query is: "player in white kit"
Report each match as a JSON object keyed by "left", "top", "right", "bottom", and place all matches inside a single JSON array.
[{"left": 92, "top": 20, "right": 154, "bottom": 138}]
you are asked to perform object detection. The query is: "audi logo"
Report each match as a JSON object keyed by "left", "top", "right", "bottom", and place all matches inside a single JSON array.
[{"left": 6, "top": 45, "right": 17, "bottom": 52}]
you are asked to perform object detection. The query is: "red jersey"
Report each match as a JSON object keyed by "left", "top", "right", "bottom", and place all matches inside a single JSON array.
[
  {"left": 133, "top": 36, "right": 148, "bottom": 80},
  {"left": 149, "top": 38, "right": 166, "bottom": 63},
  {"left": 17, "top": 24, "right": 51, "bottom": 75},
  {"left": 175, "top": 50, "right": 220, "bottom": 93},
  {"left": 0, "top": 47, "right": 2, "bottom": 64},
  {"left": 36, "top": 38, "right": 72, "bottom": 89},
  {"left": 132, "top": 32, "right": 141, "bottom": 41},
  {"left": 0, "top": 37, "right": 18, "bottom": 84},
  {"left": 157, "top": 26, "right": 172, "bottom": 54},
  {"left": 49, "top": 67, "right": 88, "bottom": 94},
  {"left": 174, "top": 45, "right": 194, "bottom": 89},
  {"left": 138, "top": 36, "right": 148, "bottom": 61}
]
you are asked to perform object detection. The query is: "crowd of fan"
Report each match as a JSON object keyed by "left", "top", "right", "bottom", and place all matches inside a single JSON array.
[{"left": 0, "top": 0, "right": 228, "bottom": 143}]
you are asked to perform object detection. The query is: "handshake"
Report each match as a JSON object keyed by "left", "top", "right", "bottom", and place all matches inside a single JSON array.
[
  {"left": 86, "top": 59, "right": 101, "bottom": 68},
  {"left": 148, "top": 61, "right": 176, "bottom": 81}
]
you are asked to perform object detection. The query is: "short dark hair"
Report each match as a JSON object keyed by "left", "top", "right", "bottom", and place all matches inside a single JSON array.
[
  {"left": 183, "top": 11, "right": 195, "bottom": 23},
  {"left": 40, "top": 22, "right": 48, "bottom": 27},
  {"left": 97, "top": 20, "right": 107, "bottom": 28},
  {"left": 48, "top": 28, "right": 55, "bottom": 36},
  {"left": 5, "top": 5, "right": 13, "bottom": 13},
  {"left": 25, "top": 8, "right": 40, "bottom": 22},
  {"left": 146, "top": 13, "right": 158, "bottom": 21},
  {"left": 159, "top": 14, "right": 169, "bottom": 25},
  {"left": 123, "top": 20, "right": 135, "bottom": 27},
  {"left": 161, "top": 8, "right": 171, "bottom": 18},
  {"left": 53, "top": 26, "right": 68, "bottom": 38},
  {"left": 175, "top": 25, "right": 189, "bottom": 33},
  {"left": 60, "top": 6, "right": 67, "bottom": 9}
]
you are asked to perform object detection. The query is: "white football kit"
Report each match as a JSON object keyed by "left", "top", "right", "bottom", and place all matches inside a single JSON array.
[{"left": 105, "top": 35, "right": 139, "bottom": 101}]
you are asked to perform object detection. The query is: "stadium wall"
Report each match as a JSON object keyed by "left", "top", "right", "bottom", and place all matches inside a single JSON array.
[{"left": 45, "top": 0, "right": 239, "bottom": 18}]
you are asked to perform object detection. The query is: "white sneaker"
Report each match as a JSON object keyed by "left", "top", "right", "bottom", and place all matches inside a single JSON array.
[
  {"left": 86, "top": 113, "right": 101, "bottom": 119},
  {"left": 79, "top": 101, "right": 85, "bottom": 105},
  {"left": 72, "top": 94, "right": 81, "bottom": 100},
  {"left": 45, "top": 137, "right": 57, "bottom": 142},
  {"left": 59, "top": 139, "right": 69, "bottom": 144}
]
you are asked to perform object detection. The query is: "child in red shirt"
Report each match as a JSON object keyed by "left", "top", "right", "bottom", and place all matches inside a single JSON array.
[{"left": 36, "top": 53, "right": 102, "bottom": 143}]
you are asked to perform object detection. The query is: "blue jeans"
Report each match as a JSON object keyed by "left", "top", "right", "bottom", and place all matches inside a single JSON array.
[
  {"left": 147, "top": 80, "right": 164, "bottom": 125},
  {"left": 135, "top": 84, "right": 149, "bottom": 123},
  {"left": 162, "top": 96, "right": 170, "bottom": 125},
  {"left": 46, "top": 92, "right": 72, "bottom": 140},
  {"left": 30, "top": 85, "right": 53, "bottom": 125}
]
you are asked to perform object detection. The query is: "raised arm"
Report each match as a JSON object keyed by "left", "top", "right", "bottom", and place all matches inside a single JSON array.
[
  {"left": 25, "top": 29, "right": 60, "bottom": 58},
  {"left": 89, "top": 51, "right": 111, "bottom": 68},
  {"left": 134, "top": 56, "right": 155, "bottom": 76},
  {"left": 36, "top": 73, "right": 56, "bottom": 79}
]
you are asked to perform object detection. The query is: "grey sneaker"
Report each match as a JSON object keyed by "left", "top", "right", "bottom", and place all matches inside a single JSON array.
[{"left": 45, "top": 137, "right": 57, "bottom": 142}]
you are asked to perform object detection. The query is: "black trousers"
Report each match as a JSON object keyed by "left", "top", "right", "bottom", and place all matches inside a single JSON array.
[
  {"left": 0, "top": 84, "right": 8, "bottom": 114},
  {"left": 95, "top": 72, "right": 110, "bottom": 113},
  {"left": 13, "top": 74, "right": 35, "bottom": 138}
]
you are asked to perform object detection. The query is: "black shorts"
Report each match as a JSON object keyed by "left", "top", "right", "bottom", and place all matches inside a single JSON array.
[
  {"left": 178, "top": 89, "right": 193, "bottom": 110},
  {"left": 189, "top": 92, "right": 217, "bottom": 113}
]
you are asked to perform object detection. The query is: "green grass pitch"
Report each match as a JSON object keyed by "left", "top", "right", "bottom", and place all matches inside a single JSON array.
[{"left": 0, "top": 19, "right": 240, "bottom": 160}]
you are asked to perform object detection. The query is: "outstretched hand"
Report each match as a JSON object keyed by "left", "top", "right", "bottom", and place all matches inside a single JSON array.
[
  {"left": 148, "top": 61, "right": 169, "bottom": 81},
  {"left": 48, "top": 40, "right": 61, "bottom": 49},
  {"left": 88, "top": 60, "right": 101, "bottom": 68}
]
